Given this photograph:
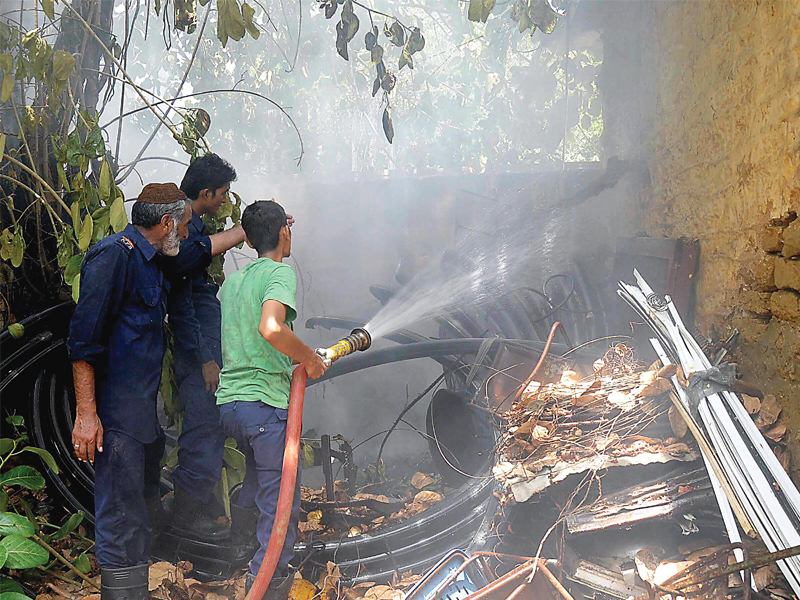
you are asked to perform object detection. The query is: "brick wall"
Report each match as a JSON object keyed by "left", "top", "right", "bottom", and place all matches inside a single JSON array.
[{"left": 636, "top": 0, "right": 800, "bottom": 481}]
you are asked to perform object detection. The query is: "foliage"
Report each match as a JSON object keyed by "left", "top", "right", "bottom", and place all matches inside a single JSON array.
[{"left": 0, "top": 415, "right": 92, "bottom": 592}]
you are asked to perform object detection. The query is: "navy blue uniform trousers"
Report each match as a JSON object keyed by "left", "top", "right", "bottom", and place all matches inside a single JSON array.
[
  {"left": 219, "top": 401, "right": 301, "bottom": 576},
  {"left": 172, "top": 340, "right": 225, "bottom": 503},
  {"left": 94, "top": 431, "right": 165, "bottom": 568}
]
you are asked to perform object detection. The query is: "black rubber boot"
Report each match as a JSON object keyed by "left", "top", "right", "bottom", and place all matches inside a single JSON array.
[
  {"left": 245, "top": 572, "right": 295, "bottom": 600},
  {"left": 170, "top": 486, "right": 231, "bottom": 543},
  {"left": 100, "top": 565, "right": 148, "bottom": 600}
]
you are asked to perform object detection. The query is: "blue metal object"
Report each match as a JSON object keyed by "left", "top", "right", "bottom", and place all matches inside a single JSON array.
[{"left": 403, "top": 550, "right": 488, "bottom": 600}]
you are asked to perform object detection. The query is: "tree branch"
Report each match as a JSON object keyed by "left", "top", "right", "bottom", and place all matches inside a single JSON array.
[{"left": 101, "top": 88, "right": 305, "bottom": 166}]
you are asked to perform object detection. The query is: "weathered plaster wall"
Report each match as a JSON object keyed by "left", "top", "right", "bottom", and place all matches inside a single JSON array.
[{"left": 637, "top": 0, "right": 800, "bottom": 482}]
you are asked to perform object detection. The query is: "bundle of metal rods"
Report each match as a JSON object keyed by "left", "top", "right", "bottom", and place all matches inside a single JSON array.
[{"left": 618, "top": 270, "right": 800, "bottom": 597}]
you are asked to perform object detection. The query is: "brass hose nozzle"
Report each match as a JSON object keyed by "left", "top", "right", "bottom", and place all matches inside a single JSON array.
[{"left": 316, "top": 328, "right": 372, "bottom": 366}]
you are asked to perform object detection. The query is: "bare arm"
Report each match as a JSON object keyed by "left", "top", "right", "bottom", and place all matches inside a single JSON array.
[
  {"left": 209, "top": 224, "right": 246, "bottom": 256},
  {"left": 259, "top": 300, "right": 326, "bottom": 379},
  {"left": 209, "top": 209, "right": 293, "bottom": 257},
  {"left": 72, "top": 360, "right": 104, "bottom": 462}
]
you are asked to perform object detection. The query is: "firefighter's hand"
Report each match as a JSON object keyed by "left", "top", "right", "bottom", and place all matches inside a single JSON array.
[
  {"left": 73, "top": 411, "right": 103, "bottom": 463},
  {"left": 202, "top": 360, "right": 221, "bottom": 393},
  {"left": 303, "top": 353, "right": 327, "bottom": 379}
]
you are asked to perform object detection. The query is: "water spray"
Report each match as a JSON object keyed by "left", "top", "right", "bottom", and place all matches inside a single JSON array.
[
  {"left": 245, "top": 327, "right": 371, "bottom": 600},
  {"left": 316, "top": 327, "right": 372, "bottom": 366}
]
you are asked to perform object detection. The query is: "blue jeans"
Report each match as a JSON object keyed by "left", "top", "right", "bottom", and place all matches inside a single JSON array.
[
  {"left": 172, "top": 345, "right": 225, "bottom": 502},
  {"left": 94, "top": 430, "right": 164, "bottom": 568},
  {"left": 219, "top": 401, "right": 301, "bottom": 576}
]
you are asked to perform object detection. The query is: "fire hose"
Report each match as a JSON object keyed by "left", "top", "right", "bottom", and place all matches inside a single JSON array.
[{"left": 245, "top": 329, "right": 372, "bottom": 600}]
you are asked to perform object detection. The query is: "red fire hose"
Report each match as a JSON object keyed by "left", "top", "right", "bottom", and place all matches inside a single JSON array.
[{"left": 245, "top": 365, "right": 308, "bottom": 600}]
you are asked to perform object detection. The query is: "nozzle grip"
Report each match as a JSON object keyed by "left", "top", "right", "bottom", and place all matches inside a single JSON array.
[{"left": 315, "top": 348, "right": 332, "bottom": 368}]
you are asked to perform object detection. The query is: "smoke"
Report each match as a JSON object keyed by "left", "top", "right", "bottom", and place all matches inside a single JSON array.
[{"left": 108, "top": 0, "right": 618, "bottom": 468}]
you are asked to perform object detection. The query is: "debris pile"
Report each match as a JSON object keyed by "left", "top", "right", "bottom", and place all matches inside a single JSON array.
[
  {"left": 298, "top": 474, "right": 445, "bottom": 540},
  {"left": 620, "top": 271, "right": 800, "bottom": 596},
  {"left": 494, "top": 344, "right": 699, "bottom": 503}
]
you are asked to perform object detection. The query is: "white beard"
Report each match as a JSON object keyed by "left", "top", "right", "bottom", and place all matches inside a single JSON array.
[{"left": 158, "top": 228, "right": 180, "bottom": 257}]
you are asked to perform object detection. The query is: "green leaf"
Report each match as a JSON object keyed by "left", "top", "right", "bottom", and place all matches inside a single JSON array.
[
  {"left": 110, "top": 196, "right": 127, "bottom": 233},
  {"left": 41, "top": 0, "right": 54, "bottom": 19},
  {"left": 382, "top": 107, "right": 394, "bottom": 144},
  {"left": 241, "top": 2, "right": 259, "bottom": 39},
  {"left": 0, "top": 466, "right": 45, "bottom": 490},
  {"left": 0, "top": 439, "right": 13, "bottom": 455},
  {"left": 0, "top": 490, "right": 8, "bottom": 512},
  {"left": 0, "top": 577, "right": 25, "bottom": 594},
  {"left": 70, "top": 200, "right": 81, "bottom": 230},
  {"left": 370, "top": 44, "right": 383, "bottom": 64},
  {"left": 468, "top": 0, "right": 495, "bottom": 22},
  {"left": 1, "top": 228, "right": 24, "bottom": 268},
  {"left": 340, "top": 0, "right": 359, "bottom": 42},
  {"left": 74, "top": 552, "right": 91, "bottom": 573},
  {"left": 84, "top": 124, "right": 105, "bottom": 159},
  {"left": 5, "top": 416, "right": 23, "bottom": 427},
  {"left": 52, "top": 512, "right": 84, "bottom": 540},
  {"left": 11, "top": 229, "right": 23, "bottom": 267},
  {"left": 0, "top": 592, "right": 31, "bottom": 600},
  {"left": 7, "top": 323, "right": 23, "bottom": 339},
  {"left": 301, "top": 443, "right": 315, "bottom": 469},
  {"left": 0, "top": 544, "right": 8, "bottom": 569},
  {"left": 0, "top": 70, "right": 12, "bottom": 103},
  {"left": 0, "top": 535, "right": 49, "bottom": 569},
  {"left": 71, "top": 272, "right": 80, "bottom": 303},
  {"left": 66, "top": 130, "right": 82, "bottom": 166},
  {"left": 64, "top": 253, "right": 83, "bottom": 285},
  {"left": 406, "top": 27, "right": 424, "bottom": 54},
  {"left": 20, "top": 447, "right": 59, "bottom": 475},
  {"left": 0, "top": 132, "right": 5, "bottom": 158},
  {"left": 77, "top": 213, "right": 93, "bottom": 251},
  {"left": 92, "top": 207, "right": 110, "bottom": 243},
  {"left": 399, "top": 48, "right": 413, "bottom": 70},
  {"left": 223, "top": 445, "right": 246, "bottom": 472},
  {"left": 0, "top": 512, "right": 36, "bottom": 537},
  {"left": 56, "top": 225, "right": 74, "bottom": 268},
  {"left": 335, "top": 22, "right": 348, "bottom": 61},
  {"left": 99, "top": 161, "right": 112, "bottom": 201}
]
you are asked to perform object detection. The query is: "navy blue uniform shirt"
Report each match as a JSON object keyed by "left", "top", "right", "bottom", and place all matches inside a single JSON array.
[
  {"left": 67, "top": 224, "right": 168, "bottom": 444},
  {"left": 159, "top": 210, "right": 221, "bottom": 365}
]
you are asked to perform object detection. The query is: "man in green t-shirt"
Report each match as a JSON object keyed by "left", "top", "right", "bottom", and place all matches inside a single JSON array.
[{"left": 216, "top": 200, "right": 326, "bottom": 596}]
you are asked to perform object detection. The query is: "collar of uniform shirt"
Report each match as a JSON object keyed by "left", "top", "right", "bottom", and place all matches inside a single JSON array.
[
  {"left": 123, "top": 223, "right": 158, "bottom": 261},
  {"left": 189, "top": 210, "right": 205, "bottom": 235}
]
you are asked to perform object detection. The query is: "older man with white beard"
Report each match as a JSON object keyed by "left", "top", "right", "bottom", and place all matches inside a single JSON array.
[{"left": 68, "top": 183, "right": 192, "bottom": 600}]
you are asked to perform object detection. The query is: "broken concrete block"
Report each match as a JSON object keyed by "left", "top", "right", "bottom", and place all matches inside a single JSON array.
[
  {"left": 770, "top": 289, "right": 800, "bottom": 323},
  {"left": 739, "top": 290, "right": 773, "bottom": 315},
  {"left": 761, "top": 226, "right": 784, "bottom": 253},
  {"left": 782, "top": 219, "right": 800, "bottom": 257},
  {"left": 774, "top": 256, "right": 800, "bottom": 290},
  {"left": 739, "top": 255, "right": 776, "bottom": 291}
]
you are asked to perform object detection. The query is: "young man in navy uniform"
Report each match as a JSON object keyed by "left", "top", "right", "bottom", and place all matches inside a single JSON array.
[
  {"left": 162, "top": 154, "right": 293, "bottom": 542},
  {"left": 68, "top": 183, "right": 192, "bottom": 600}
]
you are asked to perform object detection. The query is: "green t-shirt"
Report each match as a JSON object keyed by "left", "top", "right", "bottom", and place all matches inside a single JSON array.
[{"left": 216, "top": 258, "right": 298, "bottom": 408}]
